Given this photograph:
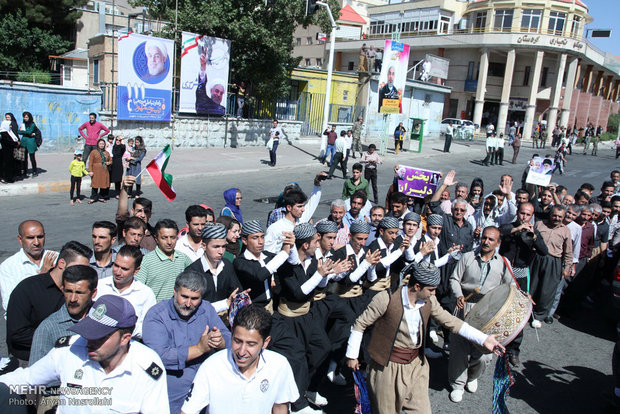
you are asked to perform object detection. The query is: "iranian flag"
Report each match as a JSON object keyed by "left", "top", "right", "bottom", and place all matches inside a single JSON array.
[{"left": 146, "top": 145, "right": 176, "bottom": 201}]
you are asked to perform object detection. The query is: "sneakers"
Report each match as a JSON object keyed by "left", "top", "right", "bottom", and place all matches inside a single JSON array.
[
  {"left": 326, "top": 371, "right": 346, "bottom": 386},
  {"left": 449, "top": 389, "right": 464, "bottom": 403},
  {"left": 424, "top": 347, "right": 443, "bottom": 359},
  {"left": 429, "top": 330, "right": 439, "bottom": 343},
  {"left": 305, "top": 391, "right": 328, "bottom": 407},
  {"left": 531, "top": 319, "right": 542, "bottom": 328},
  {"left": 293, "top": 406, "right": 323, "bottom": 414},
  {"left": 465, "top": 379, "right": 478, "bottom": 393}
]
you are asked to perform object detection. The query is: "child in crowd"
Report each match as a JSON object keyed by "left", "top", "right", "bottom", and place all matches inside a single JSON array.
[
  {"left": 68, "top": 149, "right": 92, "bottom": 205},
  {"left": 123, "top": 137, "right": 134, "bottom": 170}
]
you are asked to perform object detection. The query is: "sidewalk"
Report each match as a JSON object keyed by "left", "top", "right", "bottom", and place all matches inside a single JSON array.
[{"left": 0, "top": 138, "right": 484, "bottom": 197}]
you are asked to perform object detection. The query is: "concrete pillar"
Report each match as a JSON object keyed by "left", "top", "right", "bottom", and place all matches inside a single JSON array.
[
  {"left": 605, "top": 75, "right": 613, "bottom": 100},
  {"left": 523, "top": 50, "right": 544, "bottom": 142},
  {"left": 594, "top": 71, "right": 604, "bottom": 96},
  {"left": 547, "top": 53, "right": 567, "bottom": 135},
  {"left": 472, "top": 48, "right": 489, "bottom": 128},
  {"left": 497, "top": 49, "right": 516, "bottom": 135},
  {"left": 582, "top": 65, "right": 593, "bottom": 93},
  {"left": 560, "top": 56, "right": 579, "bottom": 128}
]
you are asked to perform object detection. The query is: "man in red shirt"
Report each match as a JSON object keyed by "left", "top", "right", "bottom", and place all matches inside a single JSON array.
[{"left": 78, "top": 112, "right": 110, "bottom": 164}]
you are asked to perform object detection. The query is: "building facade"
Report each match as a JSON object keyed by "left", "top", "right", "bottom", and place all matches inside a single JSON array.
[{"left": 330, "top": 0, "right": 620, "bottom": 140}]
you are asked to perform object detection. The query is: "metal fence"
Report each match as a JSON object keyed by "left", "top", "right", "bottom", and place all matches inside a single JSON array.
[{"left": 98, "top": 83, "right": 362, "bottom": 136}]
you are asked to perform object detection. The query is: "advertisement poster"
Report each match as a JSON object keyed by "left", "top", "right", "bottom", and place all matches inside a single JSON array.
[
  {"left": 117, "top": 33, "right": 174, "bottom": 121},
  {"left": 179, "top": 32, "right": 231, "bottom": 116},
  {"left": 378, "top": 39, "right": 410, "bottom": 114},
  {"left": 396, "top": 165, "right": 441, "bottom": 198},
  {"left": 525, "top": 156, "right": 555, "bottom": 186}
]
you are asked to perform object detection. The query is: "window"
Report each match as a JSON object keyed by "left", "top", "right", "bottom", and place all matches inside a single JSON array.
[
  {"left": 63, "top": 65, "right": 71, "bottom": 82},
  {"left": 440, "top": 16, "right": 450, "bottom": 34},
  {"left": 521, "top": 9, "right": 541, "bottom": 33},
  {"left": 466, "top": 61, "right": 475, "bottom": 80},
  {"left": 93, "top": 59, "right": 99, "bottom": 84},
  {"left": 523, "top": 66, "right": 531, "bottom": 86},
  {"left": 540, "top": 67, "right": 549, "bottom": 87},
  {"left": 348, "top": 61, "right": 354, "bottom": 71},
  {"left": 570, "top": 16, "right": 581, "bottom": 37},
  {"left": 296, "top": 38, "right": 302, "bottom": 46},
  {"left": 307, "top": 37, "right": 313, "bottom": 45},
  {"left": 343, "top": 90, "right": 349, "bottom": 102},
  {"left": 548, "top": 11, "right": 566, "bottom": 35},
  {"left": 316, "top": 58, "right": 322, "bottom": 67},
  {"left": 488, "top": 62, "right": 506, "bottom": 77},
  {"left": 305, "top": 58, "right": 311, "bottom": 66},
  {"left": 494, "top": 9, "right": 513, "bottom": 32},
  {"left": 474, "top": 12, "right": 487, "bottom": 30}
]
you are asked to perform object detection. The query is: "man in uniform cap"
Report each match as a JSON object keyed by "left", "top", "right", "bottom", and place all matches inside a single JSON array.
[
  {"left": 233, "top": 220, "right": 294, "bottom": 312},
  {"left": 345, "top": 262, "right": 505, "bottom": 414},
  {"left": 366, "top": 217, "right": 410, "bottom": 294},
  {"left": 185, "top": 223, "right": 242, "bottom": 313},
  {"left": 0, "top": 295, "right": 170, "bottom": 413},
  {"left": 392, "top": 211, "right": 422, "bottom": 289}
]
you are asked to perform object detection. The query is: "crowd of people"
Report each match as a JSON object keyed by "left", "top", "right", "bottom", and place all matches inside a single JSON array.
[
  {"left": 0, "top": 112, "right": 43, "bottom": 183},
  {"left": 0, "top": 147, "right": 619, "bottom": 413}
]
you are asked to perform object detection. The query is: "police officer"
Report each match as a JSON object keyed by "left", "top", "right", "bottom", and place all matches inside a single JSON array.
[{"left": 0, "top": 293, "right": 169, "bottom": 413}]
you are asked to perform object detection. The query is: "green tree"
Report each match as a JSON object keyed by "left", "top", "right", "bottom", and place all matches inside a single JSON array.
[
  {"left": 0, "top": 0, "right": 87, "bottom": 39},
  {"left": 135, "top": 0, "right": 338, "bottom": 100},
  {"left": 0, "top": 11, "right": 72, "bottom": 72}
]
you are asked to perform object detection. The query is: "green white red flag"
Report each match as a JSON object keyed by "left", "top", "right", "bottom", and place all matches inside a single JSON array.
[{"left": 146, "top": 145, "right": 176, "bottom": 201}]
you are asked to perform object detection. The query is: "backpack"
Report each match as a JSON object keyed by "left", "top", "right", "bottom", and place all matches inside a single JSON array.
[{"left": 34, "top": 126, "right": 42, "bottom": 147}]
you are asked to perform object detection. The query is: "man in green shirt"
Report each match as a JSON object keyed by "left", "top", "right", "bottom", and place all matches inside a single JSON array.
[
  {"left": 136, "top": 219, "right": 193, "bottom": 301},
  {"left": 342, "top": 163, "right": 369, "bottom": 200}
]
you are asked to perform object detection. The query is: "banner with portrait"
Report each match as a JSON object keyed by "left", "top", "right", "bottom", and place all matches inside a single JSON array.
[
  {"left": 117, "top": 33, "right": 174, "bottom": 121},
  {"left": 396, "top": 165, "right": 441, "bottom": 198},
  {"left": 377, "top": 39, "right": 410, "bottom": 114},
  {"left": 525, "top": 156, "right": 555, "bottom": 186},
  {"left": 179, "top": 32, "right": 231, "bottom": 116}
]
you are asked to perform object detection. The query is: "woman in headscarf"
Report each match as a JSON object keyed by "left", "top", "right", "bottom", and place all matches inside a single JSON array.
[
  {"left": 0, "top": 113, "right": 19, "bottom": 182},
  {"left": 110, "top": 135, "right": 126, "bottom": 198},
  {"left": 88, "top": 138, "right": 112, "bottom": 203},
  {"left": 220, "top": 187, "right": 243, "bottom": 224},
  {"left": 126, "top": 136, "right": 146, "bottom": 197},
  {"left": 17, "top": 111, "right": 38, "bottom": 177},
  {"left": 467, "top": 178, "right": 485, "bottom": 213},
  {"left": 216, "top": 216, "right": 242, "bottom": 261}
]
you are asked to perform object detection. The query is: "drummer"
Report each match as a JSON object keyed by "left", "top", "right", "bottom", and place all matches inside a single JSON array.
[
  {"left": 448, "top": 226, "right": 515, "bottom": 403},
  {"left": 345, "top": 261, "right": 505, "bottom": 414}
]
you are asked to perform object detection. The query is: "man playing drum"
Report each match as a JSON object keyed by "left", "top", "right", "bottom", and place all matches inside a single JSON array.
[
  {"left": 448, "top": 226, "right": 514, "bottom": 403},
  {"left": 345, "top": 261, "right": 504, "bottom": 413}
]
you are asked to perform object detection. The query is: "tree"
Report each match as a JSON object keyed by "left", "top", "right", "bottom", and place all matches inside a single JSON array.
[
  {"left": 134, "top": 0, "right": 339, "bottom": 100},
  {"left": 0, "top": 11, "right": 72, "bottom": 72}
]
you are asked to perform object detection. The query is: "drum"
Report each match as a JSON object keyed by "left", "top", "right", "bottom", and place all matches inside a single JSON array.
[{"left": 464, "top": 284, "right": 532, "bottom": 347}]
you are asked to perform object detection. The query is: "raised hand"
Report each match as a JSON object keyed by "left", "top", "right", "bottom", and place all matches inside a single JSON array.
[{"left": 443, "top": 170, "right": 457, "bottom": 187}]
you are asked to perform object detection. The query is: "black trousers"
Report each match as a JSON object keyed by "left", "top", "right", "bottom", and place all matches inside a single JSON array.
[
  {"left": 494, "top": 147, "right": 504, "bottom": 165},
  {"left": 443, "top": 134, "right": 452, "bottom": 152},
  {"left": 364, "top": 168, "right": 378, "bottom": 202},
  {"left": 70, "top": 176, "right": 82, "bottom": 200},
  {"left": 483, "top": 149, "right": 495, "bottom": 165},
  {"left": 530, "top": 255, "right": 562, "bottom": 320},
  {"left": 24, "top": 152, "right": 37, "bottom": 174},
  {"left": 90, "top": 187, "right": 109, "bottom": 200},
  {"left": 327, "top": 151, "right": 346, "bottom": 178}
]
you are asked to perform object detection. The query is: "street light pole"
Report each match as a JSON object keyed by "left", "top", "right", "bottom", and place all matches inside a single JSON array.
[{"left": 317, "top": 1, "right": 336, "bottom": 159}]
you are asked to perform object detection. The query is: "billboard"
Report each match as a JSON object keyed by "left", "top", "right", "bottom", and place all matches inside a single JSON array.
[
  {"left": 377, "top": 40, "right": 410, "bottom": 114},
  {"left": 117, "top": 33, "right": 174, "bottom": 121},
  {"left": 179, "top": 32, "right": 231, "bottom": 116}
]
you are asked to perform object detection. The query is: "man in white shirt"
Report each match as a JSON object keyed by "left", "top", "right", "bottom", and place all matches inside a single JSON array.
[
  {"left": 482, "top": 134, "right": 497, "bottom": 166},
  {"left": 327, "top": 131, "right": 348, "bottom": 179},
  {"left": 95, "top": 245, "right": 156, "bottom": 339},
  {"left": 0, "top": 220, "right": 57, "bottom": 316},
  {"left": 181, "top": 304, "right": 298, "bottom": 414},
  {"left": 176, "top": 205, "right": 209, "bottom": 262}
]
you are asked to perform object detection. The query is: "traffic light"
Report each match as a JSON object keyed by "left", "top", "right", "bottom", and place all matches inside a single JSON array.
[{"left": 306, "top": 0, "right": 318, "bottom": 16}]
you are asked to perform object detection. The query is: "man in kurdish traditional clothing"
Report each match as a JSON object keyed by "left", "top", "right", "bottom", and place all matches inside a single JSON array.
[{"left": 345, "top": 261, "right": 504, "bottom": 413}]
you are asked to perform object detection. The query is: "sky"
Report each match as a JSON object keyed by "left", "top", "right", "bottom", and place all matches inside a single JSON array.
[{"left": 583, "top": 0, "right": 620, "bottom": 56}]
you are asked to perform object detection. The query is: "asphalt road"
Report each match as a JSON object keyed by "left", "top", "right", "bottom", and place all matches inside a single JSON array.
[{"left": 0, "top": 139, "right": 618, "bottom": 413}]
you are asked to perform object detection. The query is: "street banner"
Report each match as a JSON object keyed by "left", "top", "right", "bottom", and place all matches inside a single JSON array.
[
  {"left": 525, "top": 156, "right": 555, "bottom": 186},
  {"left": 377, "top": 39, "right": 410, "bottom": 114},
  {"left": 179, "top": 32, "right": 231, "bottom": 116},
  {"left": 117, "top": 33, "right": 174, "bottom": 121},
  {"left": 396, "top": 165, "right": 441, "bottom": 198}
]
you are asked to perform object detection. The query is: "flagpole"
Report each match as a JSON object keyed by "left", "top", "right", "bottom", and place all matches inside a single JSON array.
[{"left": 134, "top": 167, "right": 147, "bottom": 179}]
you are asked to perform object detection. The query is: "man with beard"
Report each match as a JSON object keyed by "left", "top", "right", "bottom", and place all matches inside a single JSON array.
[
  {"left": 78, "top": 113, "right": 110, "bottom": 165},
  {"left": 95, "top": 245, "right": 156, "bottom": 339},
  {"left": 181, "top": 305, "right": 298, "bottom": 414},
  {"left": 7, "top": 242, "right": 92, "bottom": 365},
  {"left": 378, "top": 66, "right": 399, "bottom": 112},
  {"left": 366, "top": 206, "right": 385, "bottom": 246},
  {"left": 448, "top": 227, "right": 514, "bottom": 403},
  {"left": 529, "top": 205, "right": 572, "bottom": 328},
  {"left": 316, "top": 199, "right": 350, "bottom": 250},
  {"left": 176, "top": 205, "right": 209, "bottom": 262},
  {"left": 136, "top": 219, "right": 193, "bottom": 302},
  {"left": 343, "top": 191, "right": 368, "bottom": 227},
  {"left": 90, "top": 221, "right": 117, "bottom": 279},
  {"left": 234, "top": 220, "right": 293, "bottom": 312},
  {"left": 499, "top": 203, "right": 548, "bottom": 366},
  {"left": 143, "top": 270, "right": 230, "bottom": 414},
  {"left": 387, "top": 191, "right": 409, "bottom": 231},
  {"left": 533, "top": 188, "right": 555, "bottom": 221},
  {"left": 0, "top": 220, "right": 58, "bottom": 317}
]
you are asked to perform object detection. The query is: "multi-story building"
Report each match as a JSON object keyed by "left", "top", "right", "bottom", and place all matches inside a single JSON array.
[{"left": 330, "top": 0, "right": 620, "bottom": 140}]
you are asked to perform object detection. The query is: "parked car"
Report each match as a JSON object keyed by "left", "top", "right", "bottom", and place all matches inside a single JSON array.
[{"left": 440, "top": 118, "right": 477, "bottom": 140}]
